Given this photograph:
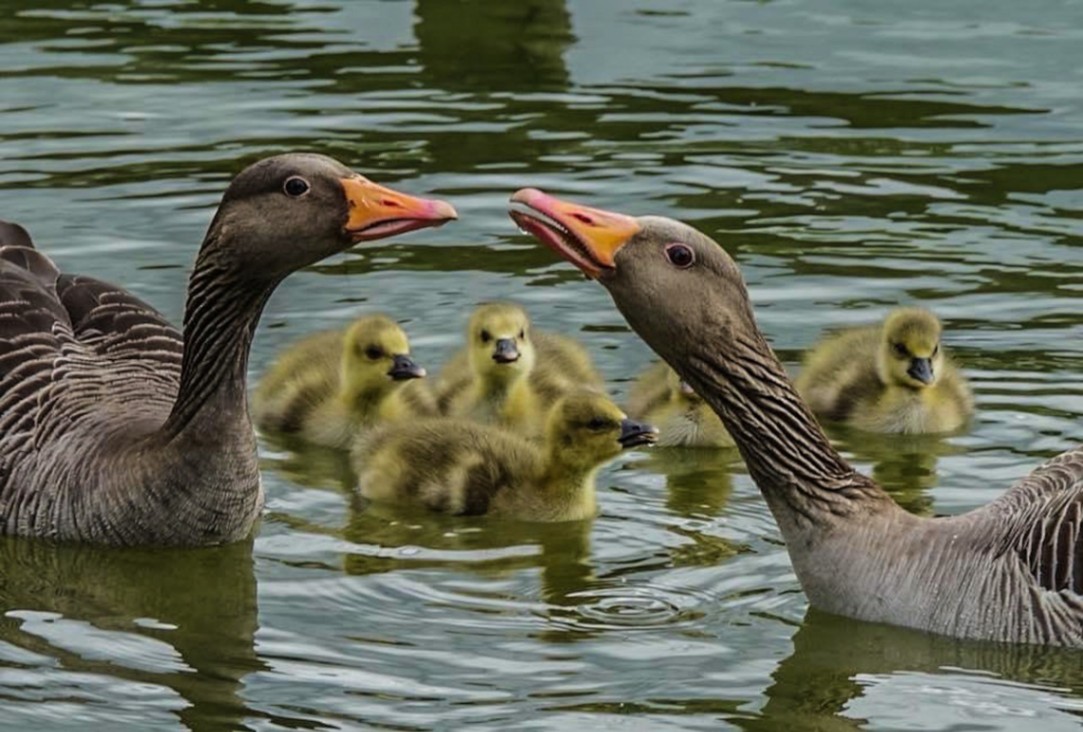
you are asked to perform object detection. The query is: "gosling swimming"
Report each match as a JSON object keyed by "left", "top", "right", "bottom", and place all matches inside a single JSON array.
[
  {"left": 354, "top": 390, "right": 658, "bottom": 521},
  {"left": 794, "top": 308, "right": 972, "bottom": 434},
  {"left": 252, "top": 314, "right": 436, "bottom": 448},
  {"left": 435, "top": 302, "right": 603, "bottom": 437}
]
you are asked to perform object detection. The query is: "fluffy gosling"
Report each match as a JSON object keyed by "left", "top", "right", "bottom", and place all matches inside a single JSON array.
[
  {"left": 252, "top": 314, "right": 435, "bottom": 448},
  {"left": 354, "top": 390, "right": 657, "bottom": 521},
  {"left": 794, "top": 308, "right": 973, "bottom": 434}
]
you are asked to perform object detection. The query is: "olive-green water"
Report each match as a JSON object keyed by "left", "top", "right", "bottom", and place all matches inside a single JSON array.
[{"left": 1, "top": 0, "right": 1082, "bottom": 729}]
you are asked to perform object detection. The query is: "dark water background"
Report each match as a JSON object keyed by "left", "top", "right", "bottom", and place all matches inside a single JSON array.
[{"left": 1, "top": 0, "right": 1081, "bottom": 729}]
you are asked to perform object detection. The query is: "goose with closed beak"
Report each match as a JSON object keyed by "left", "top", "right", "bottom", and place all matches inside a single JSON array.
[
  {"left": 0, "top": 153, "right": 456, "bottom": 546},
  {"left": 509, "top": 188, "right": 1082, "bottom": 647}
]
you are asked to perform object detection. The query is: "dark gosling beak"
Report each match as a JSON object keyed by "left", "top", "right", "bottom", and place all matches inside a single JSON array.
[
  {"left": 907, "top": 357, "right": 934, "bottom": 385},
  {"left": 388, "top": 354, "right": 426, "bottom": 381},
  {"left": 618, "top": 418, "right": 659, "bottom": 449},
  {"left": 492, "top": 338, "right": 520, "bottom": 364}
]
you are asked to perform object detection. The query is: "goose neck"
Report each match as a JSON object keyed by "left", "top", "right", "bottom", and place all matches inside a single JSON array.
[{"left": 162, "top": 242, "right": 277, "bottom": 438}]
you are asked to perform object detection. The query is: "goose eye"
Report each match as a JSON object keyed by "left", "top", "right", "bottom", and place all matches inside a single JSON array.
[
  {"left": 364, "top": 346, "right": 383, "bottom": 360},
  {"left": 892, "top": 342, "right": 909, "bottom": 358},
  {"left": 664, "top": 243, "right": 695, "bottom": 268},
  {"left": 586, "top": 417, "right": 609, "bottom": 430},
  {"left": 480, "top": 330, "right": 492, "bottom": 343},
  {"left": 283, "top": 176, "right": 310, "bottom": 197}
]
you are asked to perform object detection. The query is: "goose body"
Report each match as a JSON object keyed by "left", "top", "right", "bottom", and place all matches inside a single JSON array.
[
  {"left": 0, "top": 154, "right": 455, "bottom": 546},
  {"left": 354, "top": 391, "right": 657, "bottom": 521},
  {"left": 627, "top": 361, "right": 734, "bottom": 448},
  {"left": 511, "top": 188, "right": 1083, "bottom": 646},
  {"left": 435, "top": 302, "right": 603, "bottom": 437},
  {"left": 795, "top": 308, "right": 973, "bottom": 434},
  {"left": 252, "top": 315, "right": 435, "bottom": 448}
]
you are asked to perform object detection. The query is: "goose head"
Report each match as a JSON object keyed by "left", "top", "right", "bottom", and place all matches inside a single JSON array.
[
  {"left": 205, "top": 153, "right": 457, "bottom": 279},
  {"left": 508, "top": 189, "right": 755, "bottom": 376},
  {"left": 465, "top": 302, "right": 537, "bottom": 387},
  {"left": 341, "top": 315, "right": 426, "bottom": 398},
  {"left": 878, "top": 308, "right": 944, "bottom": 389},
  {"left": 545, "top": 391, "right": 658, "bottom": 469}
]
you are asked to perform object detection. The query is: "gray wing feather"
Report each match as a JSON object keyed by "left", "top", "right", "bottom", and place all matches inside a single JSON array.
[
  {"left": 982, "top": 448, "right": 1083, "bottom": 596},
  {"left": 56, "top": 274, "right": 183, "bottom": 371}
]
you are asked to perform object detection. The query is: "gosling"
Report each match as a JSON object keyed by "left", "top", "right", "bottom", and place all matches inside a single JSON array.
[
  {"left": 354, "top": 391, "right": 658, "bottom": 521},
  {"left": 435, "top": 302, "right": 603, "bottom": 437},
  {"left": 794, "top": 308, "right": 973, "bottom": 434},
  {"left": 252, "top": 314, "right": 435, "bottom": 448},
  {"left": 627, "top": 362, "right": 734, "bottom": 448}
]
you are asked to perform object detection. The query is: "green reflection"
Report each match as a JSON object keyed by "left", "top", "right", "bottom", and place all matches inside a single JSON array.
[
  {"left": 748, "top": 609, "right": 1083, "bottom": 730},
  {"left": 414, "top": 0, "right": 574, "bottom": 92},
  {"left": 0, "top": 537, "right": 269, "bottom": 731}
]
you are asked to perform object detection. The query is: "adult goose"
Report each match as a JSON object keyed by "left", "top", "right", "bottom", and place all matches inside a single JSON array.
[
  {"left": 0, "top": 153, "right": 456, "bottom": 546},
  {"left": 509, "top": 189, "right": 1082, "bottom": 647}
]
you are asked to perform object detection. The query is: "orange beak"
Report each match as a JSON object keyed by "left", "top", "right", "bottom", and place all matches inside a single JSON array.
[
  {"left": 508, "top": 188, "right": 641, "bottom": 279},
  {"left": 340, "top": 176, "right": 457, "bottom": 243}
]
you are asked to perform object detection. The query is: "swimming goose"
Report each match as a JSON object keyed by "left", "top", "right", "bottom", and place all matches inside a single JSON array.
[
  {"left": 354, "top": 390, "right": 657, "bottom": 521},
  {"left": 510, "top": 188, "right": 1083, "bottom": 647},
  {"left": 795, "top": 308, "right": 973, "bottom": 434},
  {"left": 252, "top": 314, "right": 435, "bottom": 448},
  {"left": 0, "top": 153, "right": 456, "bottom": 546},
  {"left": 436, "top": 302, "right": 603, "bottom": 437},
  {"left": 627, "top": 361, "right": 734, "bottom": 448}
]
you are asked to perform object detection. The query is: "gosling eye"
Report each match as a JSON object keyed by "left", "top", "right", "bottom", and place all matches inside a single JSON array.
[
  {"left": 518, "top": 329, "right": 525, "bottom": 340},
  {"left": 892, "top": 342, "right": 909, "bottom": 358},
  {"left": 364, "top": 346, "right": 384, "bottom": 360},
  {"left": 480, "top": 330, "right": 492, "bottom": 343},
  {"left": 283, "top": 176, "right": 311, "bottom": 197},
  {"left": 664, "top": 242, "right": 695, "bottom": 268},
  {"left": 932, "top": 344, "right": 940, "bottom": 357},
  {"left": 586, "top": 417, "right": 610, "bottom": 431}
]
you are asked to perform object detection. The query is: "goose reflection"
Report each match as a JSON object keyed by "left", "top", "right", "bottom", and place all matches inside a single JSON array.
[
  {"left": 0, "top": 538, "right": 265, "bottom": 731},
  {"left": 755, "top": 609, "right": 1083, "bottom": 730}
]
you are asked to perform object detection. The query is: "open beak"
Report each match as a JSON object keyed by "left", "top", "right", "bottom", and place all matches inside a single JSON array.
[
  {"left": 618, "top": 418, "right": 659, "bottom": 449},
  {"left": 341, "top": 176, "right": 457, "bottom": 243},
  {"left": 508, "top": 188, "right": 641, "bottom": 279},
  {"left": 387, "top": 354, "right": 426, "bottom": 381},
  {"left": 492, "top": 338, "right": 520, "bottom": 364},
  {"left": 907, "top": 357, "right": 934, "bottom": 385}
]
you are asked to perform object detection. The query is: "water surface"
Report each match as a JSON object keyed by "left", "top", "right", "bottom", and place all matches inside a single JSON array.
[{"left": 1, "top": 0, "right": 1081, "bottom": 729}]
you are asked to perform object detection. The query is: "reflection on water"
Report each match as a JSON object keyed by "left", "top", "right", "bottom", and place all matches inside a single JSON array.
[
  {"left": 828, "top": 428, "right": 969, "bottom": 515},
  {"left": 756, "top": 610, "right": 1083, "bottom": 731},
  {"left": 1, "top": 0, "right": 1082, "bottom": 728},
  {"left": 0, "top": 538, "right": 264, "bottom": 730}
]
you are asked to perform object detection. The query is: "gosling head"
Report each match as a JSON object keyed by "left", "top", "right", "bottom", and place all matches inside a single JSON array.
[
  {"left": 466, "top": 302, "right": 537, "bottom": 386},
  {"left": 341, "top": 315, "right": 426, "bottom": 397},
  {"left": 545, "top": 390, "right": 658, "bottom": 468},
  {"left": 878, "top": 308, "right": 944, "bottom": 389}
]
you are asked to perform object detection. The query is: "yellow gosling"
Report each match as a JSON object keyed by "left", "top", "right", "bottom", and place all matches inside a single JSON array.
[
  {"left": 627, "top": 361, "right": 735, "bottom": 448},
  {"left": 252, "top": 314, "right": 435, "bottom": 448},
  {"left": 354, "top": 390, "right": 657, "bottom": 521},
  {"left": 436, "top": 302, "right": 603, "bottom": 437},
  {"left": 794, "top": 308, "right": 973, "bottom": 434}
]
